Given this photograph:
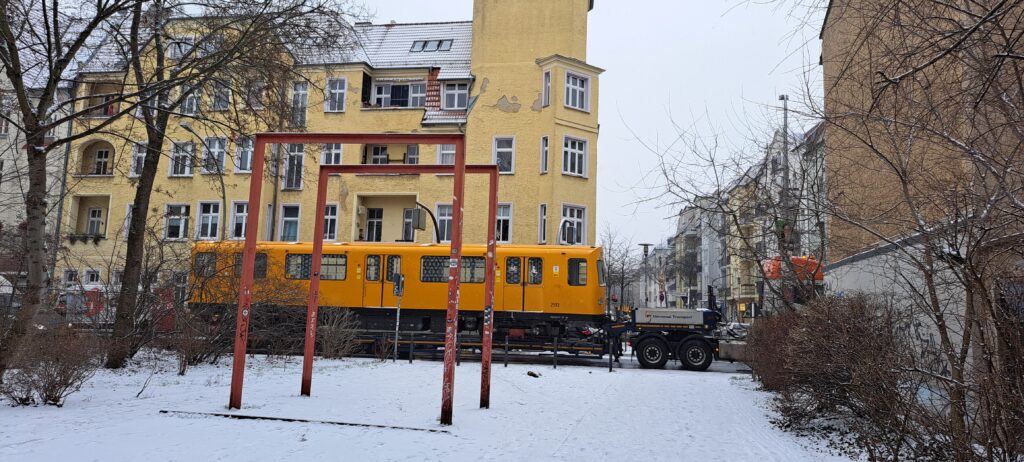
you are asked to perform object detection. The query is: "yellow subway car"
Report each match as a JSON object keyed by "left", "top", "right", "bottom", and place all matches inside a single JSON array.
[{"left": 190, "top": 242, "right": 608, "bottom": 337}]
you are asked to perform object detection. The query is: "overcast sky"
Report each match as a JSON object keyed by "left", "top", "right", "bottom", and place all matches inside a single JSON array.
[{"left": 366, "top": 0, "right": 824, "bottom": 248}]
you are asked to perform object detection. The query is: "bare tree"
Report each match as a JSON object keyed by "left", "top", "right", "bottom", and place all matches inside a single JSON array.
[{"left": 599, "top": 225, "right": 639, "bottom": 314}]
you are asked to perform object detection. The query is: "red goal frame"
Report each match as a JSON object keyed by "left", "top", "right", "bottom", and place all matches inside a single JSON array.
[{"left": 227, "top": 132, "right": 499, "bottom": 425}]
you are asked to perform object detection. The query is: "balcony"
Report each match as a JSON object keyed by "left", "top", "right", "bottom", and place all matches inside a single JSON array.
[
  {"left": 68, "top": 195, "right": 111, "bottom": 245},
  {"left": 75, "top": 140, "right": 116, "bottom": 177}
]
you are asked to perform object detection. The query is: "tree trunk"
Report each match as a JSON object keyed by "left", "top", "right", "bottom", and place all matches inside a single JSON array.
[
  {"left": 0, "top": 135, "right": 51, "bottom": 379},
  {"left": 105, "top": 136, "right": 166, "bottom": 369}
]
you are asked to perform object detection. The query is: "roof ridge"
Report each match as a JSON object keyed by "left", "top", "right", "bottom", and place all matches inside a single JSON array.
[{"left": 358, "top": 20, "right": 472, "bottom": 27}]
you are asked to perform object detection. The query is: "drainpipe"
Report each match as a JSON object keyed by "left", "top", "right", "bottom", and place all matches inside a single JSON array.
[{"left": 267, "top": 143, "right": 280, "bottom": 240}]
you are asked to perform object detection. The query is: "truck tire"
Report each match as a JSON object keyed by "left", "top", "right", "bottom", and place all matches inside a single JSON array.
[
  {"left": 636, "top": 338, "right": 668, "bottom": 369},
  {"left": 678, "top": 339, "right": 713, "bottom": 371}
]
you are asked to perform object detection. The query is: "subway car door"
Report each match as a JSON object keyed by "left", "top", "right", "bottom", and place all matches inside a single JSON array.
[
  {"left": 380, "top": 255, "right": 402, "bottom": 307},
  {"left": 522, "top": 257, "right": 544, "bottom": 311},
  {"left": 503, "top": 257, "right": 524, "bottom": 311},
  {"left": 362, "top": 254, "right": 383, "bottom": 307}
]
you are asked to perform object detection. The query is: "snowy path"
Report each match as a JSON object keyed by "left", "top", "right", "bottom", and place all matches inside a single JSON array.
[{"left": 1, "top": 356, "right": 849, "bottom": 461}]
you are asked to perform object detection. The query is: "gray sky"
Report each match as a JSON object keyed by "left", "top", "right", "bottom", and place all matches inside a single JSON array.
[{"left": 366, "top": 0, "right": 823, "bottom": 248}]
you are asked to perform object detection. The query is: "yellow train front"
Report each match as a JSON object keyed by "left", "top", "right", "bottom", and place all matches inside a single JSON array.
[{"left": 190, "top": 242, "right": 608, "bottom": 340}]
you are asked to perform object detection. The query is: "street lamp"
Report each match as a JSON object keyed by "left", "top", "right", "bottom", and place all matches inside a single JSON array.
[{"left": 639, "top": 243, "right": 654, "bottom": 307}]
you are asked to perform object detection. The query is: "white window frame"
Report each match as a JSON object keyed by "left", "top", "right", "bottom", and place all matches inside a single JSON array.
[
  {"left": 369, "top": 145, "right": 388, "bottom": 165},
  {"left": 235, "top": 137, "right": 253, "bottom": 173},
  {"left": 245, "top": 80, "right": 265, "bottom": 110},
  {"left": 564, "top": 72, "right": 590, "bottom": 112},
  {"left": 562, "top": 136, "right": 588, "bottom": 177},
  {"left": 560, "top": 204, "right": 586, "bottom": 245},
  {"left": 279, "top": 204, "right": 301, "bottom": 242},
  {"left": 123, "top": 204, "right": 135, "bottom": 240},
  {"left": 169, "top": 141, "right": 194, "bottom": 177},
  {"left": 230, "top": 201, "right": 247, "bottom": 240},
  {"left": 493, "top": 137, "right": 515, "bottom": 174},
  {"left": 538, "top": 203, "right": 548, "bottom": 244},
  {"left": 168, "top": 37, "right": 194, "bottom": 60},
  {"left": 92, "top": 149, "right": 110, "bottom": 175},
  {"left": 130, "top": 142, "right": 145, "bottom": 177},
  {"left": 196, "top": 201, "right": 221, "bottom": 240},
  {"left": 283, "top": 144, "right": 304, "bottom": 190},
  {"left": 442, "top": 82, "right": 469, "bottom": 110},
  {"left": 402, "top": 208, "right": 416, "bottom": 242},
  {"left": 201, "top": 137, "right": 227, "bottom": 174},
  {"left": 164, "top": 204, "right": 190, "bottom": 241},
  {"left": 405, "top": 145, "right": 419, "bottom": 165},
  {"left": 365, "top": 207, "right": 383, "bottom": 242},
  {"left": 210, "top": 82, "right": 231, "bottom": 111},
  {"left": 325, "top": 78, "right": 347, "bottom": 112},
  {"left": 436, "top": 203, "right": 453, "bottom": 243},
  {"left": 324, "top": 203, "right": 338, "bottom": 241},
  {"left": 86, "top": 207, "right": 104, "bottom": 236},
  {"left": 495, "top": 203, "right": 512, "bottom": 243},
  {"left": 63, "top": 269, "right": 79, "bottom": 288},
  {"left": 291, "top": 81, "right": 309, "bottom": 127},
  {"left": 321, "top": 144, "right": 343, "bottom": 165},
  {"left": 410, "top": 83, "right": 427, "bottom": 107},
  {"left": 181, "top": 85, "right": 199, "bottom": 116},
  {"left": 542, "top": 71, "right": 551, "bottom": 107},
  {"left": 85, "top": 269, "right": 101, "bottom": 285},
  {"left": 540, "top": 136, "right": 549, "bottom": 174},
  {"left": 438, "top": 144, "right": 455, "bottom": 165}
]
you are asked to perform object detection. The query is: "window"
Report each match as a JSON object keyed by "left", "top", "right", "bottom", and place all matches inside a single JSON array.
[
  {"left": 324, "top": 204, "right": 338, "bottom": 241},
  {"left": 280, "top": 205, "right": 300, "bottom": 241},
  {"left": 196, "top": 202, "right": 220, "bottom": 240},
  {"left": 181, "top": 85, "right": 199, "bottom": 116},
  {"left": 112, "top": 271, "right": 123, "bottom": 286},
  {"left": 322, "top": 144, "right": 342, "bottom": 165},
  {"left": 245, "top": 80, "right": 265, "bottom": 110},
  {"left": 372, "top": 82, "right": 425, "bottom": 108},
  {"left": 402, "top": 208, "right": 416, "bottom": 241},
  {"left": 291, "top": 81, "right": 308, "bottom": 127},
  {"left": 368, "top": 145, "right": 388, "bottom": 165},
  {"left": 506, "top": 257, "right": 521, "bottom": 284},
  {"left": 285, "top": 254, "right": 312, "bottom": 279},
  {"left": 197, "top": 34, "right": 223, "bottom": 57},
  {"left": 170, "top": 142, "right": 194, "bottom": 176},
  {"left": 542, "top": 71, "right": 551, "bottom": 107},
  {"left": 194, "top": 253, "right": 217, "bottom": 278},
  {"left": 130, "top": 143, "right": 145, "bottom": 177},
  {"left": 411, "top": 41, "right": 426, "bottom": 52},
  {"left": 461, "top": 257, "right": 485, "bottom": 283},
  {"left": 410, "top": 84, "right": 427, "bottom": 107},
  {"left": 92, "top": 149, "right": 110, "bottom": 175},
  {"left": 165, "top": 204, "right": 190, "bottom": 240},
  {"left": 405, "top": 145, "right": 419, "bottom": 165},
  {"left": 540, "top": 136, "right": 549, "bottom": 174},
  {"left": 538, "top": 204, "right": 547, "bottom": 244},
  {"left": 493, "top": 137, "right": 514, "bottom": 173},
  {"left": 438, "top": 144, "right": 455, "bottom": 165},
  {"left": 63, "top": 269, "right": 79, "bottom": 287},
  {"left": 322, "top": 254, "right": 347, "bottom": 280},
  {"left": 442, "top": 83, "right": 469, "bottom": 110},
  {"left": 562, "top": 137, "right": 587, "bottom": 177},
  {"left": 495, "top": 204, "right": 512, "bottom": 243},
  {"left": 528, "top": 258, "right": 543, "bottom": 284},
  {"left": 365, "top": 208, "right": 383, "bottom": 242},
  {"left": 325, "top": 78, "right": 347, "bottom": 112},
  {"left": 86, "top": 208, "right": 104, "bottom": 236},
  {"left": 421, "top": 256, "right": 484, "bottom": 283},
  {"left": 85, "top": 269, "right": 101, "bottom": 285},
  {"left": 168, "top": 37, "right": 194, "bottom": 59},
  {"left": 597, "top": 259, "right": 607, "bottom": 286},
  {"left": 436, "top": 204, "right": 452, "bottom": 242},
  {"left": 565, "top": 72, "right": 589, "bottom": 111},
  {"left": 283, "top": 144, "right": 303, "bottom": 190},
  {"left": 210, "top": 81, "right": 230, "bottom": 111},
  {"left": 202, "top": 137, "right": 226, "bottom": 174},
  {"left": 568, "top": 258, "right": 588, "bottom": 286},
  {"left": 230, "top": 202, "right": 247, "bottom": 239},
  {"left": 233, "top": 253, "right": 268, "bottom": 279},
  {"left": 173, "top": 272, "right": 189, "bottom": 303},
  {"left": 561, "top": 205, "right": 585, "bottom": 245},
  {"left": 386, "top": 256, "right": 401, "bottom": 282},
  {"left": 124, "top": 204, "right": 135, "bottom": 240},
  {"left": 410, "top": 39, "right": 452, "bottom": 52},
  {"left": 235, "top": 137, "right": 253, "bottom": 172},
  {"left": 366, "top": 255, "right": 381, "bottom": 281}
]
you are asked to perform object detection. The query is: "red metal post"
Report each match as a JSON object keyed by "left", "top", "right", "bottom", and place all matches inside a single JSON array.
[
  {"left": 301, "top": 168, "right": 330, "bottom": 396},
  {"left": 440, "top": 140, "right": 467, "bottom": 426},
  {"left": 228, "top": 136, "right": 267, "bottom": 410},
  {"left": 480, "top": 170, "right": 498, "bottom": 408}
]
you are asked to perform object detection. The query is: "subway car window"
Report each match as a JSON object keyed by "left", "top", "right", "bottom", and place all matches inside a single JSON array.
[
  {"left": 421, "top": 256, "right": 447, "bottom": 282},
  {"left": 461, "top": 257, "right": 485, "bottom": 283},
  {"left": 194, "top": 252, "right": 217, "bottom": 278},
  {"left": 233, "top": 253, "right": 268, "bottom": 279},
  {"left": 366, "top": 255, "right": 381, "bottom": 281},
  {"left": 597, "top": 259, "right": 606, "bottom": 286},
  {"left": 528, "top": 258, "right": 543, "bottom": 284},
  {"left": 322, "top": 254, "right": 347, "bottom": 280},
  {"left": 506, "top": 257, "right": 521, "bottom": 284},
  {"left": 386, "top": 256, "right": 401, "bottom": 282},
  {"left": 568, "top": 258, "right": 588, "bottom": 286},
  {"left": 285, "top": 254, "right": 312, "bottom": 279}
]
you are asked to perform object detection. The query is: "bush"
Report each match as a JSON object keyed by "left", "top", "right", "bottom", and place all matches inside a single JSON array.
[
  {"left": 318, "top": 309, "right": 361, "bottom": 359},
  {"left": 1, "top": 328, "right": 102, "bottom": 407},
  {"left": 746, "top": 309, "right": 799, "bottom": 391}
]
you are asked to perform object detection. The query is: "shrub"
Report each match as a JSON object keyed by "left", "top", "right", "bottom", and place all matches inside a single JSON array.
[
  {"left": 318, "top": 309, "right": 361, "bottom": 359},
  {"left": 1, "top": 328, "right": 102, "bottom": 407}
]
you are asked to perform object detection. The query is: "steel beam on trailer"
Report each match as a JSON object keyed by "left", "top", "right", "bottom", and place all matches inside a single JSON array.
[{"left": 480, "top": 170, "right": 498, "bottom": 409}]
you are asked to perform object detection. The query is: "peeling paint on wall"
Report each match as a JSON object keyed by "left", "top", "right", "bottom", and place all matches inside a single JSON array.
[
  {"left": 531, "top": 93, "right": 544, "bottom": 112},
  {"left": 479, "top": 78, "right": 490, "bottom": 93},
  {"left": 494, "top": 95, "right": 521, "bottom": 113}
]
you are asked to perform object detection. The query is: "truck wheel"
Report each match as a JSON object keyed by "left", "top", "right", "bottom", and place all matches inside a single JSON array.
[
  {"left": 636, "top": 339, "right": 668, "bottom": 369},
  {"left": 678, "top": 339, "right": 713, "bottom": 371}
]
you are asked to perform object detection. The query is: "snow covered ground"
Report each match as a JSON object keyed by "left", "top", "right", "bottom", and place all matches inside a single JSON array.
[{"left": 1, "top": 355, "right": 850, "bottom": 461}]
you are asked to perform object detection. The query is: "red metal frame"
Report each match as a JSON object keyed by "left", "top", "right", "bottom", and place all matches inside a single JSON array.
[{"left": 228, "top": 133, "right": 498, "bottom": 426}]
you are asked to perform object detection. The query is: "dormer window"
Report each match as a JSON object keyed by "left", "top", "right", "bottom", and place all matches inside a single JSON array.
[{"left": 410, "top": 39, "right": 453, "bottom": 52}]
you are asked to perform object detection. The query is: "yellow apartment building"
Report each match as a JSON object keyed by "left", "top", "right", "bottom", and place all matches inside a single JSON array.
[{"left": 57, "top": 0, "right": 601, "bottom": 287}]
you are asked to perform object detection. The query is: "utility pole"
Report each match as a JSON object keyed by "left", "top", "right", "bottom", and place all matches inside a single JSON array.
[
  {"left": 639, "top": 243, "right": 654, "bottom": 307},
  {"left": 778, "top": 94, "right": 793, "bottom": 308}
]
